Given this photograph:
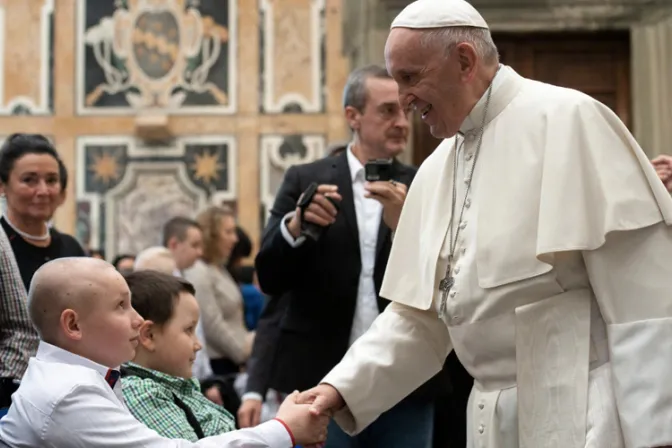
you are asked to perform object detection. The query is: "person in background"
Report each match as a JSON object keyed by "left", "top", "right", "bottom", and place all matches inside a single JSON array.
[
  {"left": 134, "top": 246, "right": 178, "bottom": 274},
  {"left": 0, "top": 257, "right": 329, "bottom": 447},
  {"left": 162, "top": 217, "right": 212, "bottom": 382},
  {"left": 184, "top": 206, "right": 255, "bottom": 377},
  {"left": 0, "top": 225, "right": 38, "bottom": 409},
  {"left": 163, "top": 217, "right": 204, "bottom": 275},
  {"left": 227, "top": 226, "right": 265, "bottom": 331},
  {"left": 121, "top": 270, "right": 237, "bottom": 441},
  {"left": 89, "top": 249, "right": 105, "bottom": 260},
  {"left": 112, "top": 253, "right": 136, "bottom": 275},
  {"left": 652, "top": 154, "right": 672, "bottom": 192},
  {"left": 0, "top": 133, "right": 85, "bottom": 292}
]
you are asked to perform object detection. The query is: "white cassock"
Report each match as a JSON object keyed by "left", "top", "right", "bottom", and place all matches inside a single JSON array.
[{"left": 321, "top": 63, "right": 672, "bottom": 448}]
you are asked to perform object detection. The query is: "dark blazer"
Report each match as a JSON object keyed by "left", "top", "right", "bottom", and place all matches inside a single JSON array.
[{"left": 253, "top": 150, "right": 455, "bottom": 403}]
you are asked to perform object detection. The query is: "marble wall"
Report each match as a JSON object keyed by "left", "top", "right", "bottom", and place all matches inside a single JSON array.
[{"left": 0, "top": 0, "right": 350, "bottom": 258}]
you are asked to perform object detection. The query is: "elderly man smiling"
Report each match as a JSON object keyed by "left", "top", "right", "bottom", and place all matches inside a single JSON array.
[{"left": 298, "top": 1, "right": 672, "bottom": 448}]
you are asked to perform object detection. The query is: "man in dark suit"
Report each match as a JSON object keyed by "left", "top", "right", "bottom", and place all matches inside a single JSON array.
[{"left": 240, "top": 65, "right": 471, "bottom": 447}]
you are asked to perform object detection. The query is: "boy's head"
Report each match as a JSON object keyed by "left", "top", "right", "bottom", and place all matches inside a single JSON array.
[
  {"left": 28, "top": 257, "right": 143, "bottom": 368},
  {"left": 123, "top": 270, "right": 201, "bottom": 379},
  {"left": 134, "top": 246, "right": 178, "bottom": 274}
]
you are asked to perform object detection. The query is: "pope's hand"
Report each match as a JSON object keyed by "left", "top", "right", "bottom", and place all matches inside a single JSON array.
[
  {"left": 297, "top": 384, "right": 346, "bottom": 417},
  {"left": 364, "top": 180, "right": 408, "bottom": 230},
  {"left": 276, "top": 391, "right": 329, "bottom": 445}
]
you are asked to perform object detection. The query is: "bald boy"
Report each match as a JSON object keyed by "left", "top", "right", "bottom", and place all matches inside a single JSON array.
[{"left": 0, "top": 258, "right": 328, "bottom": 448}]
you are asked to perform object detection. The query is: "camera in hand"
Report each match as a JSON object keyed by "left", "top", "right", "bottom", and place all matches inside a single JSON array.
[
  {"left": 365, "top": 159, "right": 393, "bottom": 182},
  {"left": 297, "top": 182, "right": 340, "bottom": 241}
]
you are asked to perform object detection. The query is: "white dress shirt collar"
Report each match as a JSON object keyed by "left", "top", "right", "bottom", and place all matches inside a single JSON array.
[
  {"left": 346, "top": 144, "right": 365, "bottom": 183},
  {"left": 36, "top": 341, "right": 117, "bottom": 377}
]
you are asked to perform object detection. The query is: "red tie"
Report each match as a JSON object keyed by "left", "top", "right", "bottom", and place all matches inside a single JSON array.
[{"left": 105, "top": 370, "right": 120, "bottom": 389}]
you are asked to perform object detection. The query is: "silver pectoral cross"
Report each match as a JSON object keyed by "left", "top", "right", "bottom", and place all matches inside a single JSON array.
[{"left": 438, "top": 270, "right": 454, "bottom": 320}]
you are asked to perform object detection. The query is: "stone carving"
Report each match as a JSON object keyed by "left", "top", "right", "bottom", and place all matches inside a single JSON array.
[
  {"left": 76, "top": 135, "right": 237, "bottom": 258},
  {"left": 77, "top": 0, "right": 236, "bottom": 114},
  {"left": 0, "top": 0, "right": 54, "bottom": 115},
  {"left": 260, "top": 0, "right": 325, "bottom": 113},
  {"left": 259, "top": 134, "right": 325, "bottom": 225}
]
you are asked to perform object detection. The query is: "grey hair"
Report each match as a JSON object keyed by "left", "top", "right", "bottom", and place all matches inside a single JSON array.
[
  {"left": 420, "top": 26, "right": 499, "bottom": 66},
  {"left": 342, "top": 64, "right": 392, "bottom": 111}
]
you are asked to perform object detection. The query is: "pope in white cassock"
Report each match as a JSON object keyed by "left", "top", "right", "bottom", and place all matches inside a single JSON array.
[{"left": 297, "top": 1, "right": 672, "bottom": 447}]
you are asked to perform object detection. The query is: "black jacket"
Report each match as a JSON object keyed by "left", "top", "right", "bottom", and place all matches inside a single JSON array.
[{"left": 253, "top": 151, "right": 464, "bottom": 404}]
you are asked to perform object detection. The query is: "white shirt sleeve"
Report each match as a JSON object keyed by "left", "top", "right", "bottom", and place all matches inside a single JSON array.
[
  {"left": 279, "top": 212, "right": 306, "bottom": 248},
  {"left": 242, "top": 392, "right": 264, "bottom": 402},
  {"left": 44, "top": 385, "right": 293, "bottom": 448}
]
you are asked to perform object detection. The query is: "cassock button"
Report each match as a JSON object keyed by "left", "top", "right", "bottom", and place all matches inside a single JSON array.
[
  {"left": 465, "top": 199, "right": 471, "bottom": 208},
  {"left": 466, "top": 153, "right": 473, "bottom": 161},
  {"left": 478, "top": 403, "right": 485, "bottom": 410},
  {"left": 478, "top": 424, "right": 485, "bottom": 434},
  {"left": 454, "top": 266, "right": 461, "bottom": 274},
  {"left": 459, "top": 221, "right": 467, "bottom": 230},
  {"left": 449, "top": 291, "right": 457, "bottom": 298}
]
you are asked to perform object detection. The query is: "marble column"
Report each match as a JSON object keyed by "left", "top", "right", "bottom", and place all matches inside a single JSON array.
[{"left": 631, "top": 14, "right": 672, "bottom": 158}]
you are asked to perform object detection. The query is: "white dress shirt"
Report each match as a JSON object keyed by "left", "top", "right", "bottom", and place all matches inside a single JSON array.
[
  {"left": 0, "top": 341, "right": 293, "bottom": 447},
  {"left": 280, "top": 146, "right": 383, "bottom": 345}
]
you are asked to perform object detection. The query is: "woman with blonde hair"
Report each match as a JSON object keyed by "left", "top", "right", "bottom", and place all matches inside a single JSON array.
[{"left": 184, "top": 205, "right": 254, "bottom": 376}]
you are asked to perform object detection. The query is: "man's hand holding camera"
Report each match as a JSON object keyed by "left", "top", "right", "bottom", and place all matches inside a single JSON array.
[
  {"left": 287, "top": 185, "right": 342, "bottom": 239},
  {"left": 365, "top": 180, "right": 408, "bottom": 230}
]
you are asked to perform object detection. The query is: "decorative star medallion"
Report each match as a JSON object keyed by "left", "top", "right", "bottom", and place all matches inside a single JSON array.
[
  {"left": 89, "top": 151, "right": 121, "bottom": 184},
  {"left": 190, "top": 149, "right": 224, "bottom": 185}
]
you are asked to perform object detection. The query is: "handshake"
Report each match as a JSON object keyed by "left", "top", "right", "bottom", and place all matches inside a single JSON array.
[{"left": 241, "top": 385, "right": 345, "bottom": 447}]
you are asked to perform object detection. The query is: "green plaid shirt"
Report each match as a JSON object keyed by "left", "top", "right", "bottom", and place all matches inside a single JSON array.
[{"left": 122, "top": 363, "right": 236, "bottom": 441}]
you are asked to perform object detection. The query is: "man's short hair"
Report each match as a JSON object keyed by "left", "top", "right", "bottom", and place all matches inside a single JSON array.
[
  {"left": 124, "top": 270, "right": 195, "bottom": 326},
  {"left": 342, "top": 64, "right": 393, "bottom": 112},
  {"left": 162, "top": 217, "right": 201, "bottom": 247}
]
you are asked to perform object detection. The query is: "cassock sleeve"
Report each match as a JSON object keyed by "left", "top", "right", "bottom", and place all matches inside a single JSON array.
[
  {"left": 321, "top": 302, "right": 452, "bottom": 435},
  {"left": 583, "top": 222, "right": 672, "bottom": 448}
]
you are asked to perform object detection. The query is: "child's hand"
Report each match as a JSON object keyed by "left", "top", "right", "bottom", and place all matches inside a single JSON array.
[{"left": 204, "top": 385, "right": 224, "bottom": 406}]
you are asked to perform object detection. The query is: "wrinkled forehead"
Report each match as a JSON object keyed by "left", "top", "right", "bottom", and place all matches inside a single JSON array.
[{"left": 385, "top": 28, "right": 427, "bottom": 71}]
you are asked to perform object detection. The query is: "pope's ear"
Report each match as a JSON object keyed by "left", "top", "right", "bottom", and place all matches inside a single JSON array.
[
  {"left": 344, "top": 106, "right": 362, "bottom": 131},
  {"left": 454, "top": 42, "right": 478, "bottom": 78}
]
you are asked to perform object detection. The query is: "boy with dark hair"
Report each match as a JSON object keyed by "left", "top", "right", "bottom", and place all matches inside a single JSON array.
[{"left": 122, "top": 270, "right": 235, "bottom": 440}]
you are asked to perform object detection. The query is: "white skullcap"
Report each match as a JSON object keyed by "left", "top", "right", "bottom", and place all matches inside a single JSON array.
[{"left": 391, "top": 0, "right": 489, "bottom": 30}]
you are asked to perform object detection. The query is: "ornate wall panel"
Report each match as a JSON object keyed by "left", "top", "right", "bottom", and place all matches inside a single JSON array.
[
  {"left": 76, "top": 135, "right": 236, "bottom": 257},
  {"left": 259, "top": 133, "right": 325, "bottom": 227},
  {"left": 77, "top": 0, "right": 236, "bottom": 115},
  {"left": 0, "top": 0, "right": 54, "bottom": 115},
  {"left": 259, "top": 0, "right": 326, "bottom": 113}
]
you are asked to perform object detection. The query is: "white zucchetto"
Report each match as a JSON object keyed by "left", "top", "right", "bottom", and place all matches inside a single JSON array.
[{"left": 391, "top": 0, "right": 489, "bottom": 30}]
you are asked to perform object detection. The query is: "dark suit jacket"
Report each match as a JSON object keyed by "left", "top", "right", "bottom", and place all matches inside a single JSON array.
[{"left": 252, "top": 150, "right": 456, "bottom": 404}]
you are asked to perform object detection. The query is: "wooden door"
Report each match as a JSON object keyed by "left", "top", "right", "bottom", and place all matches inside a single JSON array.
[{"left": 412, "top": 31, "right": 631, "bottom": 167}]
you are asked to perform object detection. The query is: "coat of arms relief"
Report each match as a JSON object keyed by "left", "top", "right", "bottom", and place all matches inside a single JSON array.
[{"left": 78, "top": 0, "right": 234, "bottom": 114}]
